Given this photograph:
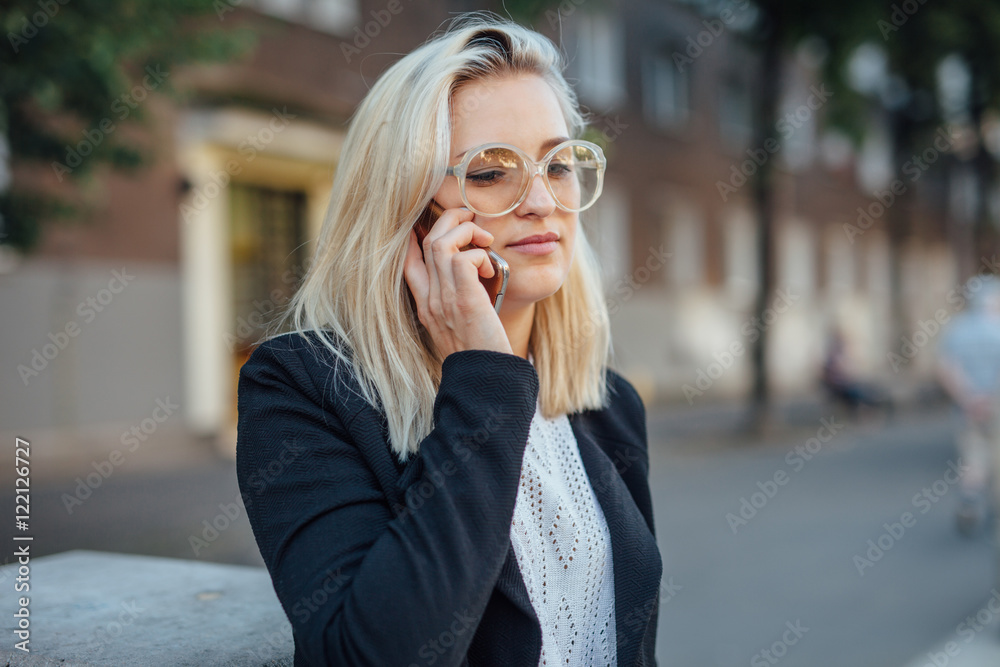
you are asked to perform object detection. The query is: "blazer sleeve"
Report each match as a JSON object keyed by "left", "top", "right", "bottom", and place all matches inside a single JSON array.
[{"left": 236, "top": 339, "right": 539, "bottom": 667}]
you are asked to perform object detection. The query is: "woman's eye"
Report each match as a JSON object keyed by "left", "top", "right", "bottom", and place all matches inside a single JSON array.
[
  {"left": 547, "top": 162, "right": 573, "bottom": 178},
  {"left": 466, "top": 169, "right": 507, "bottom": 186}
]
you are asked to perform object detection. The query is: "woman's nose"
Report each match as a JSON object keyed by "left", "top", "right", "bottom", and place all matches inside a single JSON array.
[{"left": 515, "top": 173, "right": 557, "bottom": 217}]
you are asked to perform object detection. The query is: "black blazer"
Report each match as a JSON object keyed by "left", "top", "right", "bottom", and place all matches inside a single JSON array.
[{"left": 236, "top": 331, "right": 662, "bottom": 666}]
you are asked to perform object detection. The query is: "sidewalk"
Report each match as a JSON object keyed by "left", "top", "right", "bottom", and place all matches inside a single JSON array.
[
  {"left": 642, "top": 373, "right": 943, "bottom": 443},
  {"left": 902, "top": 592, "right": 1000, "bottom": 667},
  {"left": 643, "top": 390, "right": 946, "bottom": 455}
]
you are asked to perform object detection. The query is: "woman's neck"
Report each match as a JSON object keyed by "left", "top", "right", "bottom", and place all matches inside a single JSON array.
[{"left": 498, "top": 301, "right": 536, "bottom": 360}]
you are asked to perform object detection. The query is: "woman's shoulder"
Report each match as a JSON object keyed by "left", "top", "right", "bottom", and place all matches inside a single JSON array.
[
  {"left": 603, "top": 367, "right": 646, "bottom": 417},
  {"left": 246, "top": 330, "right": 355, "bottom": 372},
  {"left": 240, "top": 330, "right": 368, "bottom": 415},
  {"left": 571, "top": 366, "right": 648, "bottom": 451},
  {"left": 249, "top": 328, "right": 348, "bottom": 358}
]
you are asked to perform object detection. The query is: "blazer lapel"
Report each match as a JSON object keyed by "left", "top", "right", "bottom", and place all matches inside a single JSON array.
[
  {"left": 571, "top": 413, "right": 663, "bottom": 667},
  {"left": 494, "top": 541, "right": 540, "bottom": 621},
  {"left": 379, "top": 403, "right": 661, "bottom": 666},
  {"left": 492, "top": 412, "right": 663, "bottom": 666}
]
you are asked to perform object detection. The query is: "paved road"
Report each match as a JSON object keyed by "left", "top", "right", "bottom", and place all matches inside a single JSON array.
[
  {"left": 649, "top": 408, "right": 997, "bottom": 667},
  {"left": 2, "top": 405, "right": 998, "bottom": 665}
]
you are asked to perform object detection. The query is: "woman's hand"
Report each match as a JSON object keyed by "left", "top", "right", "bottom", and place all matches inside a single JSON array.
[{"left": 403, "top": 206, "right": 513, "bottom": 358}]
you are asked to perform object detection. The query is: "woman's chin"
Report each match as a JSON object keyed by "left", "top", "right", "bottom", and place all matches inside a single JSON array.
[{"left": 503, "top": 278, "right": 565, "bottom": 306}]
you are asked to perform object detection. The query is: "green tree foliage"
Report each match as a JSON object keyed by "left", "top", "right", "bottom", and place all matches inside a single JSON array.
[
  {"left": 877, "top": 0, "right": 1000, "bottom": 270},
  {"left": 1, "top": 0, "right": 255, "bottom": 252}
]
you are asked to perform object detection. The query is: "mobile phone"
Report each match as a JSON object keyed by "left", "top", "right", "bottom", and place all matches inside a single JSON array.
[{"left": 413, "top": 200, "right": 509, "bottom": 314}]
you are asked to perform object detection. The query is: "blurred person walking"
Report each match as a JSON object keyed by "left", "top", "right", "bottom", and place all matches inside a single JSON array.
[{"left": 936, "top": 275, "right": 1000, "bottom": 536}]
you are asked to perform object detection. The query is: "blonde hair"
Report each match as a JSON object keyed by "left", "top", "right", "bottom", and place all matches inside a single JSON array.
[{"left": 272, "top": 14, "right": 611, "bottom": 462}]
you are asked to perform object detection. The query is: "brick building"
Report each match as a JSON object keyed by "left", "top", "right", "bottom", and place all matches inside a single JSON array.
[{"left": 1, "top": 0, "right": 967, "bottom": 451}]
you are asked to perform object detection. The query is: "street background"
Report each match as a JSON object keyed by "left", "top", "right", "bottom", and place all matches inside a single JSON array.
[{"left": 6, "top": 0, "right": 1000, "bottom": 665}]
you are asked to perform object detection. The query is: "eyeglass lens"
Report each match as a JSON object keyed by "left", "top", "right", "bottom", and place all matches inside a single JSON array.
[{"left": 463, "top": 144, "right": 602, "bottom": 214}]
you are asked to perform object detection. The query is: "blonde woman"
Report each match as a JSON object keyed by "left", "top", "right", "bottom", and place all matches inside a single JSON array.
[{"left": 236, "top": 15, "right": 662, "bottom": 666}]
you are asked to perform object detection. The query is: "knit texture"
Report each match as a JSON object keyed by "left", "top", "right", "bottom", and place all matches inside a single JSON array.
[{"left": 511, "top": 394, "right": 617, "bottom": 666}]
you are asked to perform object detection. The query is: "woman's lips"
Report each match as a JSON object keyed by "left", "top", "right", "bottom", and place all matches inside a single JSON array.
[
  {"left": 507, "top": 240, "right": 558, "bottom": 255},
  {"left": 507, "top": 232, "right": 559, "bottom": 255}
]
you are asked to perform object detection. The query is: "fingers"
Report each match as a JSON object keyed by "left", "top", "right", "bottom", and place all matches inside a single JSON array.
[
  {"left": 479, "top": 250, "right": 496, "bottom": 279},
  {"left": 420, "top": 208, "right": 484, "bottom": 251},
  {"left": 421, "top": 208, "right": 470, "bottom": 326},
  {"left": 403, "top": 230, "right": 429, "bottom": 307},
  {"left": 433, "top": 226, "right": 494, "bottom": 315},
  {"left": 465, "top": 223, "right": 495, "bottom": 250},
  {"left": 407, "top": 231, "right": 494, "bottom": 312},
  {"left": 451, "top": 247, "right": 494, "bottom": 301},
  {"left": 421, "top": 212, "right": 493, "bottom": 308},
  {"left": 404, "top": 206, "right": 512, "bottom": 356}
]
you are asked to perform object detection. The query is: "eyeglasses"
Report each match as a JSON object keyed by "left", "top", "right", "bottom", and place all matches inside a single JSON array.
[{"left": 444, "top": 139, "right": 606, "bottom": 217}]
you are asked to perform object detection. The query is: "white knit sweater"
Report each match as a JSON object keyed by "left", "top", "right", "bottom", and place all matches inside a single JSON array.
[{"left": 509, "top": 376, "right": 618, "bottom": 666}]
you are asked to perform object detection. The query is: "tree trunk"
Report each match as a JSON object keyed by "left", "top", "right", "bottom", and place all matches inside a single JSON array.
[
  {"left": 885, "top": 110, "right": 914, "bottom": 344},
  {"left": 749, "top": 15, "right": 783, "bottom": 435},
  {"left": 969, "top": 67, "right": 997, "bottom": 270}
]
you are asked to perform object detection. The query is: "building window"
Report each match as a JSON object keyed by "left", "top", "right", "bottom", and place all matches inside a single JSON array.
[
  {"left": 666, "top": 201, "right": 703, "bottom": 287},
  {"left": 779, "top": 220, "right": 815, "bottom": 298},
  {"left": 582, "top": 182, "right": 630, "bottom": 290},
  {"left": 574, "top": 12, "right": 627, "bottom": 111},
  {"left": 824, "top": 226, "right": 854, "bottom": 296},
  {"left": 719, "top": 76, "right": 752, "bottom": 150},
  {"left": 248, "top": 0, "right": 359, "bottom": 35},
  {"left": 229, "top": 184, "right": 308, "bottom": 354},
  {"left": 777, "top": 78, "right": 818, "bottom": 170},
  {"left": 723, "top": 207, "right": 757, "bottom": 303},
  {"left": 643, "top": 49, "right": 690, "bottom": 130}
]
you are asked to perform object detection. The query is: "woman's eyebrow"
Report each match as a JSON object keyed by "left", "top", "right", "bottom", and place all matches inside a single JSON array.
[
  {"left": 452, "top": 136, "right": 572, "bottom": 160},
  {"left": 539, "top": 136, "right": 571, "bottom": 153}
]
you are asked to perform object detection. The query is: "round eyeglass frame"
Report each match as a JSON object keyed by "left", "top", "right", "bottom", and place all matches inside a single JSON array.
[{"left": 444, "top": 139, "right": 607, "bottom": 217}]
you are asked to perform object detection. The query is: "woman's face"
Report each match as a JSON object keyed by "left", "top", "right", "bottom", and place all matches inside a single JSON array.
[{"left": 432, "top": 74, "right": 577, "bottom": 310}]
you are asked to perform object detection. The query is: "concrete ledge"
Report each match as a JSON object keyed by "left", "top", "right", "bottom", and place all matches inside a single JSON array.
[{"left": 0, "top": 550, "right": 292, "bottom": 666}]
